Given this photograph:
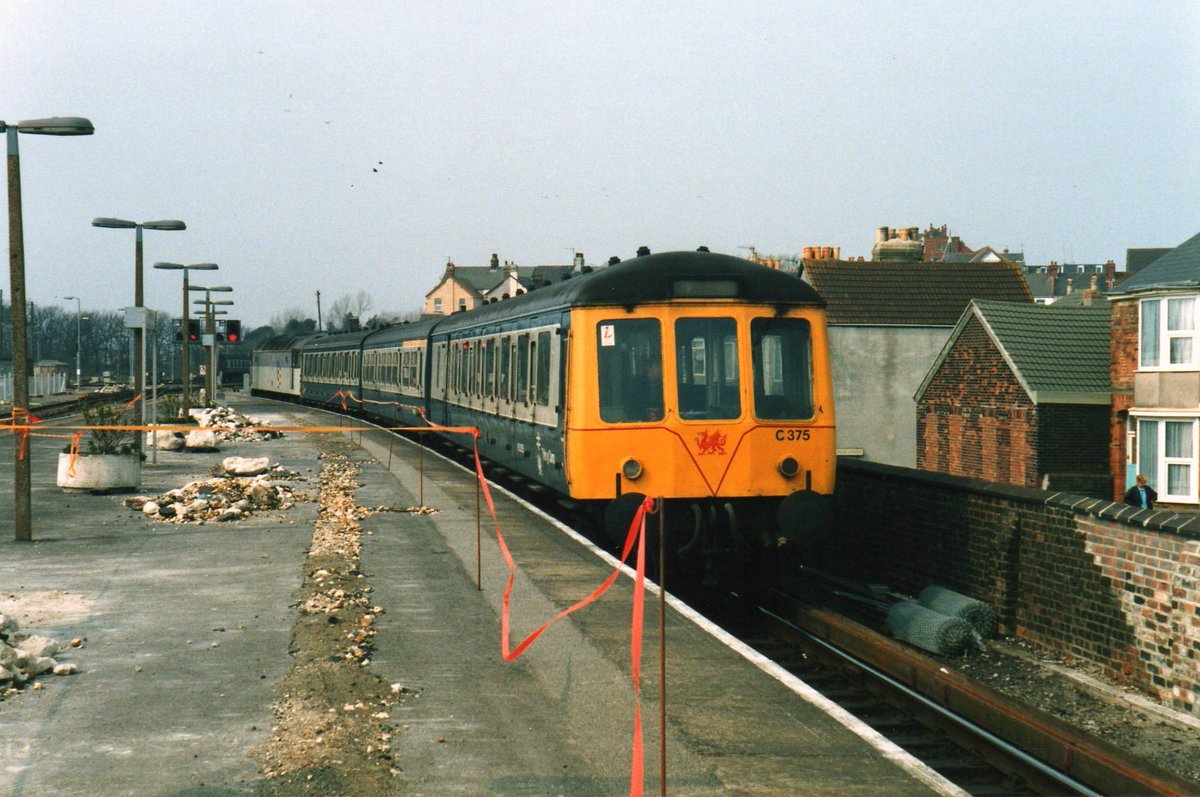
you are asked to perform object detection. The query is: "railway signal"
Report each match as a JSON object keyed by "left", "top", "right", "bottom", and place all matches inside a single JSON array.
[
  {"left": 187, "top": 319, "right": 201, "bottom": 341},
  {"left": 224, "top": 319, "right": 241, "bottom": 343}
]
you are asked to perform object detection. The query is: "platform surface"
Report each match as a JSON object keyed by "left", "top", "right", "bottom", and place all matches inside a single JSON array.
[{"left": 0, "top": 394, "right": 957, "bottom": 796}]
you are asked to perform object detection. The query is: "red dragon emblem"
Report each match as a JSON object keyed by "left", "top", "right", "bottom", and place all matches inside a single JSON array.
[{"left": 695, "top": 429, "right": 727, "bottom": 456}]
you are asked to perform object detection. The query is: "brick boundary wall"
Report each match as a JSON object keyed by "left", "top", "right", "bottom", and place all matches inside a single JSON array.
[{"left": 820, "top": 458, "right": 1200, "bottom": 714}]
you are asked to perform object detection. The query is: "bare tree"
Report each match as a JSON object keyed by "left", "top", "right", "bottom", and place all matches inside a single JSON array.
[{"left": 325, "top": 291, "right": 374, "bottom": 333}]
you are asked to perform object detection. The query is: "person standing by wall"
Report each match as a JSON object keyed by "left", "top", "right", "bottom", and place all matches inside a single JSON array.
[{"left": 1123, "top": 474, "right": 1157, "bottom": 509}]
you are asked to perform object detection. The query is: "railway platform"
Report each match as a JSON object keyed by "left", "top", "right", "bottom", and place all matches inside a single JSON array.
[{"left": 0, "top": 394, "right": 960, "bottom": 796}]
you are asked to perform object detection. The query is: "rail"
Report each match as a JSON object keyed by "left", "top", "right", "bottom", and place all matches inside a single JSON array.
[{"left": 765, "top": 602, "right": 1198, "bottom": 796}]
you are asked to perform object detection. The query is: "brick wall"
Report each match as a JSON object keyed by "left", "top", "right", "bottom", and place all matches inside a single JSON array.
[
  {"left": 1038, "top": 404, "right": 1111, "bottom": 496},
  {"left": 820, "top": 459, "right": 1200, "bottom": 713},
  {"left": 1110, "top": 298, "right": 1139, "bottom": 500},
  {"left": 917, "top": 316, "right": 1039, "bottom": 486}
]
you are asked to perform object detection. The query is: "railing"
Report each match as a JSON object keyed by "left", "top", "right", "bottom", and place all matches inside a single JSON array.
[{"left": 0, "top": 373, "right": 68, "bottom": 403}]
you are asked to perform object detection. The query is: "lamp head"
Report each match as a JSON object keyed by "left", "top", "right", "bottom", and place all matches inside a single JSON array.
[
  {"left": 154, "top": 262, "right": 184, "bottom": 271},
  {"left": 141, "top": 220, "right": 186, "bottom": 231},
  {"left": 92, "top": 217, "right": 137, "bottom": 229},
  {"left": 15, "top": 117, "right": 95, "bottom": 135}
]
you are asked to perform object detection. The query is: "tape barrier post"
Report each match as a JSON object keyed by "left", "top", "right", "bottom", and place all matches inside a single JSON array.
[
  {"left": 476, "top": 444, "right": 655, "bottom": 797},
  {"left": 656, "top": 498, "right": 667, "bottom": 797}
]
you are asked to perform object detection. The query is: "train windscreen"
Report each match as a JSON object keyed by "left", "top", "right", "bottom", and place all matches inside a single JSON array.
[
  {"left": 674, "top": 318, "right": 740, "bottom": 420},
  {"left": 751, "top": 317, "right": 814, "bottom": 420},
  {"left": 597, "top": 319, "right": 663, "bottom": 423}
]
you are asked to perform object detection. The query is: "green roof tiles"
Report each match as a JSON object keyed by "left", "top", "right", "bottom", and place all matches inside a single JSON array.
[{"left": 967, "top": 300, "right": 1110, "bottom": 401}]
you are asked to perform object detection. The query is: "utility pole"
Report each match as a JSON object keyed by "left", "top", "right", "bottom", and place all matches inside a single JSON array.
[{"left": 316, "top": 290, "right": 323, "bottom": 332}]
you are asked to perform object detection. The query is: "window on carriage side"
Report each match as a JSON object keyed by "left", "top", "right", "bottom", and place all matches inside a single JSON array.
[
  {"left": 499, "top": 336, "right": 511, "bottom": 400},
  {"left": 536, "top": 330, "right": 552, "bottom": 406},
  {"left": 517, "top": 334, "right": 531, "bottom": 403},
  {"left": 751, "top": 317, "right": 814, "bottom": 420},
  {"left": 485, "top": 339, "right": 496, "bottom": 397},
  {"left": 598, "top": 319, "right": 663, "bottom": 423},
  {"left": 675, "top": 318, "right": 739, "bottom": 420}
]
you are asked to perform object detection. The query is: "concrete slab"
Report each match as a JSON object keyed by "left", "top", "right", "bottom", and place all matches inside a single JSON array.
[{"left": 0, "top": 404, "right": 316, "bottom": 797}]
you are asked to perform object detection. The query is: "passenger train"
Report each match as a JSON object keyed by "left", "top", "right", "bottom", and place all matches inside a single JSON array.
[{"left": 252, "top": 249, "right": 836, "bottom": 584}]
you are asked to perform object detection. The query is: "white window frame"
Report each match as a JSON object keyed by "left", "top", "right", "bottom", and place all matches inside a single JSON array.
[
  {"left": 1140, "top": 295, "right": 1200, "bottom": 371},
  {"left": 1133, "top": 415, "right": 1199, "bottom": 503}
]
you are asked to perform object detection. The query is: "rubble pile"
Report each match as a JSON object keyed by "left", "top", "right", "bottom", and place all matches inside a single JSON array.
[
  {"left": 125, "top": 459, "right": 308, "bottom": 523},
  {"left": 147, "top": 405, "right": 283, "bottom": 451},
  {"left": 191, "top": 406, "right": 284, "bottom": 443},
  {"left": 0, "top": 613, "right": 81, "bottom": 696}
]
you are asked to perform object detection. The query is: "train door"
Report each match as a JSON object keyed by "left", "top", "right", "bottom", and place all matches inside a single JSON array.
[{"left": 430, "top": 340, "right": 449, "bottom": 425}]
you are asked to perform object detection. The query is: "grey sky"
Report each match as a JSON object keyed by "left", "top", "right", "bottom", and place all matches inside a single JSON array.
[{"left": 4, "top": 1, "right": 1198, "bottom": 326}]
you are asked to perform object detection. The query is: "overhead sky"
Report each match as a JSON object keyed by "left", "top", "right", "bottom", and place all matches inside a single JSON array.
[{"left": 3, "top": 1, "right": 1198, "bottom": 326}]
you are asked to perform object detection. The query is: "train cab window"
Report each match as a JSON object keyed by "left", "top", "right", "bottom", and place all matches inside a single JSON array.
[
  {"left": 674, "top": 318, "right": 740, "bottom": 420},
  {"left": 751, "top": 317, "right": 813, "bottom": 420},
  {"left": 598, "top": 319, "right": 663, "bottom": 423},
  {"left": 535, "top": 330, "right": 552, "bottom": 406}
]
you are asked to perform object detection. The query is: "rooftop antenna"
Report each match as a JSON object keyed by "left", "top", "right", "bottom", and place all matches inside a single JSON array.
[{"left": 737, "top": 245, "right": 758, "bottom": 260}]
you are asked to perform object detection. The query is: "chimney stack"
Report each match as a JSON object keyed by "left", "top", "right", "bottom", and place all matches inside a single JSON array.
[
  {"left": 573, "top": 251, "right": 585, "bottom": 271},
  {"left": 490, "top": 253, "right": 499, "bottom": 271},
  {"left": 1104, "top": 259, "right": 1116, "bottom": 290}
]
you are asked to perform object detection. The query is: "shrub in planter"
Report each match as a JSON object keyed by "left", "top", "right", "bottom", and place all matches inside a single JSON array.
[{"left": 57, "top": 402, "right": 141, "bottom": 491}]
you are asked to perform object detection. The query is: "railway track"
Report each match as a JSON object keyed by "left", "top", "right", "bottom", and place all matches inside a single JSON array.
[{"left": 717, "top": 595, "right": 1199, "bottom": 797}]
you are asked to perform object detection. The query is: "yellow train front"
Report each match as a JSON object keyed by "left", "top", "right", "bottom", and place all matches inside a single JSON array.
[{"left": 559, "top": 250, "right": 835, "bottom": 584}]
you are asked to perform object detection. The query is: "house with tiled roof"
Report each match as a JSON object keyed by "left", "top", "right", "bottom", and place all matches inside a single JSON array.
[
  {"left": 914, "top": 300, "right": 1112, "bottom": 494},
  {"left": 1108, "top": 230, "right": 1200, "bottom": 505},
  {"left": 800, "top": 259, "right": 1033, "bottom": 467},
  {"left": 941, "top": 246, "right": 1025, "bottom": 265},
  {"left": 1022, "top": 261, "right": 1118, "bottom": 304},
  {"left": 423, "top": 254, "right": 580, "bottom": 315}
]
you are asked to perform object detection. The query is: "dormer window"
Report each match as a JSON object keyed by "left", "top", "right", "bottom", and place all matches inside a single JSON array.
[{"left": 1140, "top": 296, "right": 1198, "bottom": 369}]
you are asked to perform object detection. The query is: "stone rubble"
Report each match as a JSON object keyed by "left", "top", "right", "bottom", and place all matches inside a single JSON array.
[
  {"left": 125, "top": 464, "right": 309, "bottom": 524},
  {"left": 0, "top": 613, "right": 82, "bottom": 697},
  {"left": 146, "top": 405, "right": 283, "bottom": 451},
  {"left": 190, "top": 406, "right": 284, "bottom": 443}
]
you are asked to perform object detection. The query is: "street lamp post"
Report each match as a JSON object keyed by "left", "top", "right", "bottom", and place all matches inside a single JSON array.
[
  {"left": 4, "top": 116, "right": 94, "bottom": 542},
  {"left": 154, "top": 262, "right": 217, "bottom": 416},
  {"left": 188, "top": 286, "right": 232, "bottom": 406},
  {"left": 92, "top": 216, "right": 185, "bottom": 451},
  {"left": 62, "top": 295, "right": 81, "bottom": 388}
]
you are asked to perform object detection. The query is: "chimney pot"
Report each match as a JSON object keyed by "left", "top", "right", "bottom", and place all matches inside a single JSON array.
[
  {"left": 877, "top": 227, "right": 889, "bottom": 243},
  {"left": 490, "top": 253, "right": 499, "bottom": 271}
]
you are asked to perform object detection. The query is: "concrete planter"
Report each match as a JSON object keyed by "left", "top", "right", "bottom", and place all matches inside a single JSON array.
[{"left": 56, "top": 452, "right": 141, "bottom": 492}]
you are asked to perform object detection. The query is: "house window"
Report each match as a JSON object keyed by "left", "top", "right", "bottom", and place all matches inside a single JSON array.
[
  {"left": 1136, "top": 417, "right": 1198, "bottom": 502},
  {"left": 433, "top": 298, "right": 443, "bottom": 314},
  {"left": 459, "top": 298, "right": 468, "bottom": 311},
  {"left": 1140, "top": 296, "right": 1198, "bottom": 369}
]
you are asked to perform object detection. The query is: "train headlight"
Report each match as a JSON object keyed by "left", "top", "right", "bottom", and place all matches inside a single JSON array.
[
  {"left": 622, "top": 458, "right": 644, "bottom": 480},
  {"left": 778, "top": 456, "right": 800, "bottom": 478}
]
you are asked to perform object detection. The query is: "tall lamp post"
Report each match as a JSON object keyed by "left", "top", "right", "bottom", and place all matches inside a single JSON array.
[
  {"left": 189, "top": 285, "right": 232, "bottom": 406},
  {"left": 153, "top": 262, "right": 217, "bottom": 415},
  {"left": 62, "top": 295, "right": 82, "bottom": 388},
  {"left": 4, "top": 116, "right": 94, "bottom": 542},
  {"left": 92, "top": 216, "right": 185, "bottom": 451}
]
